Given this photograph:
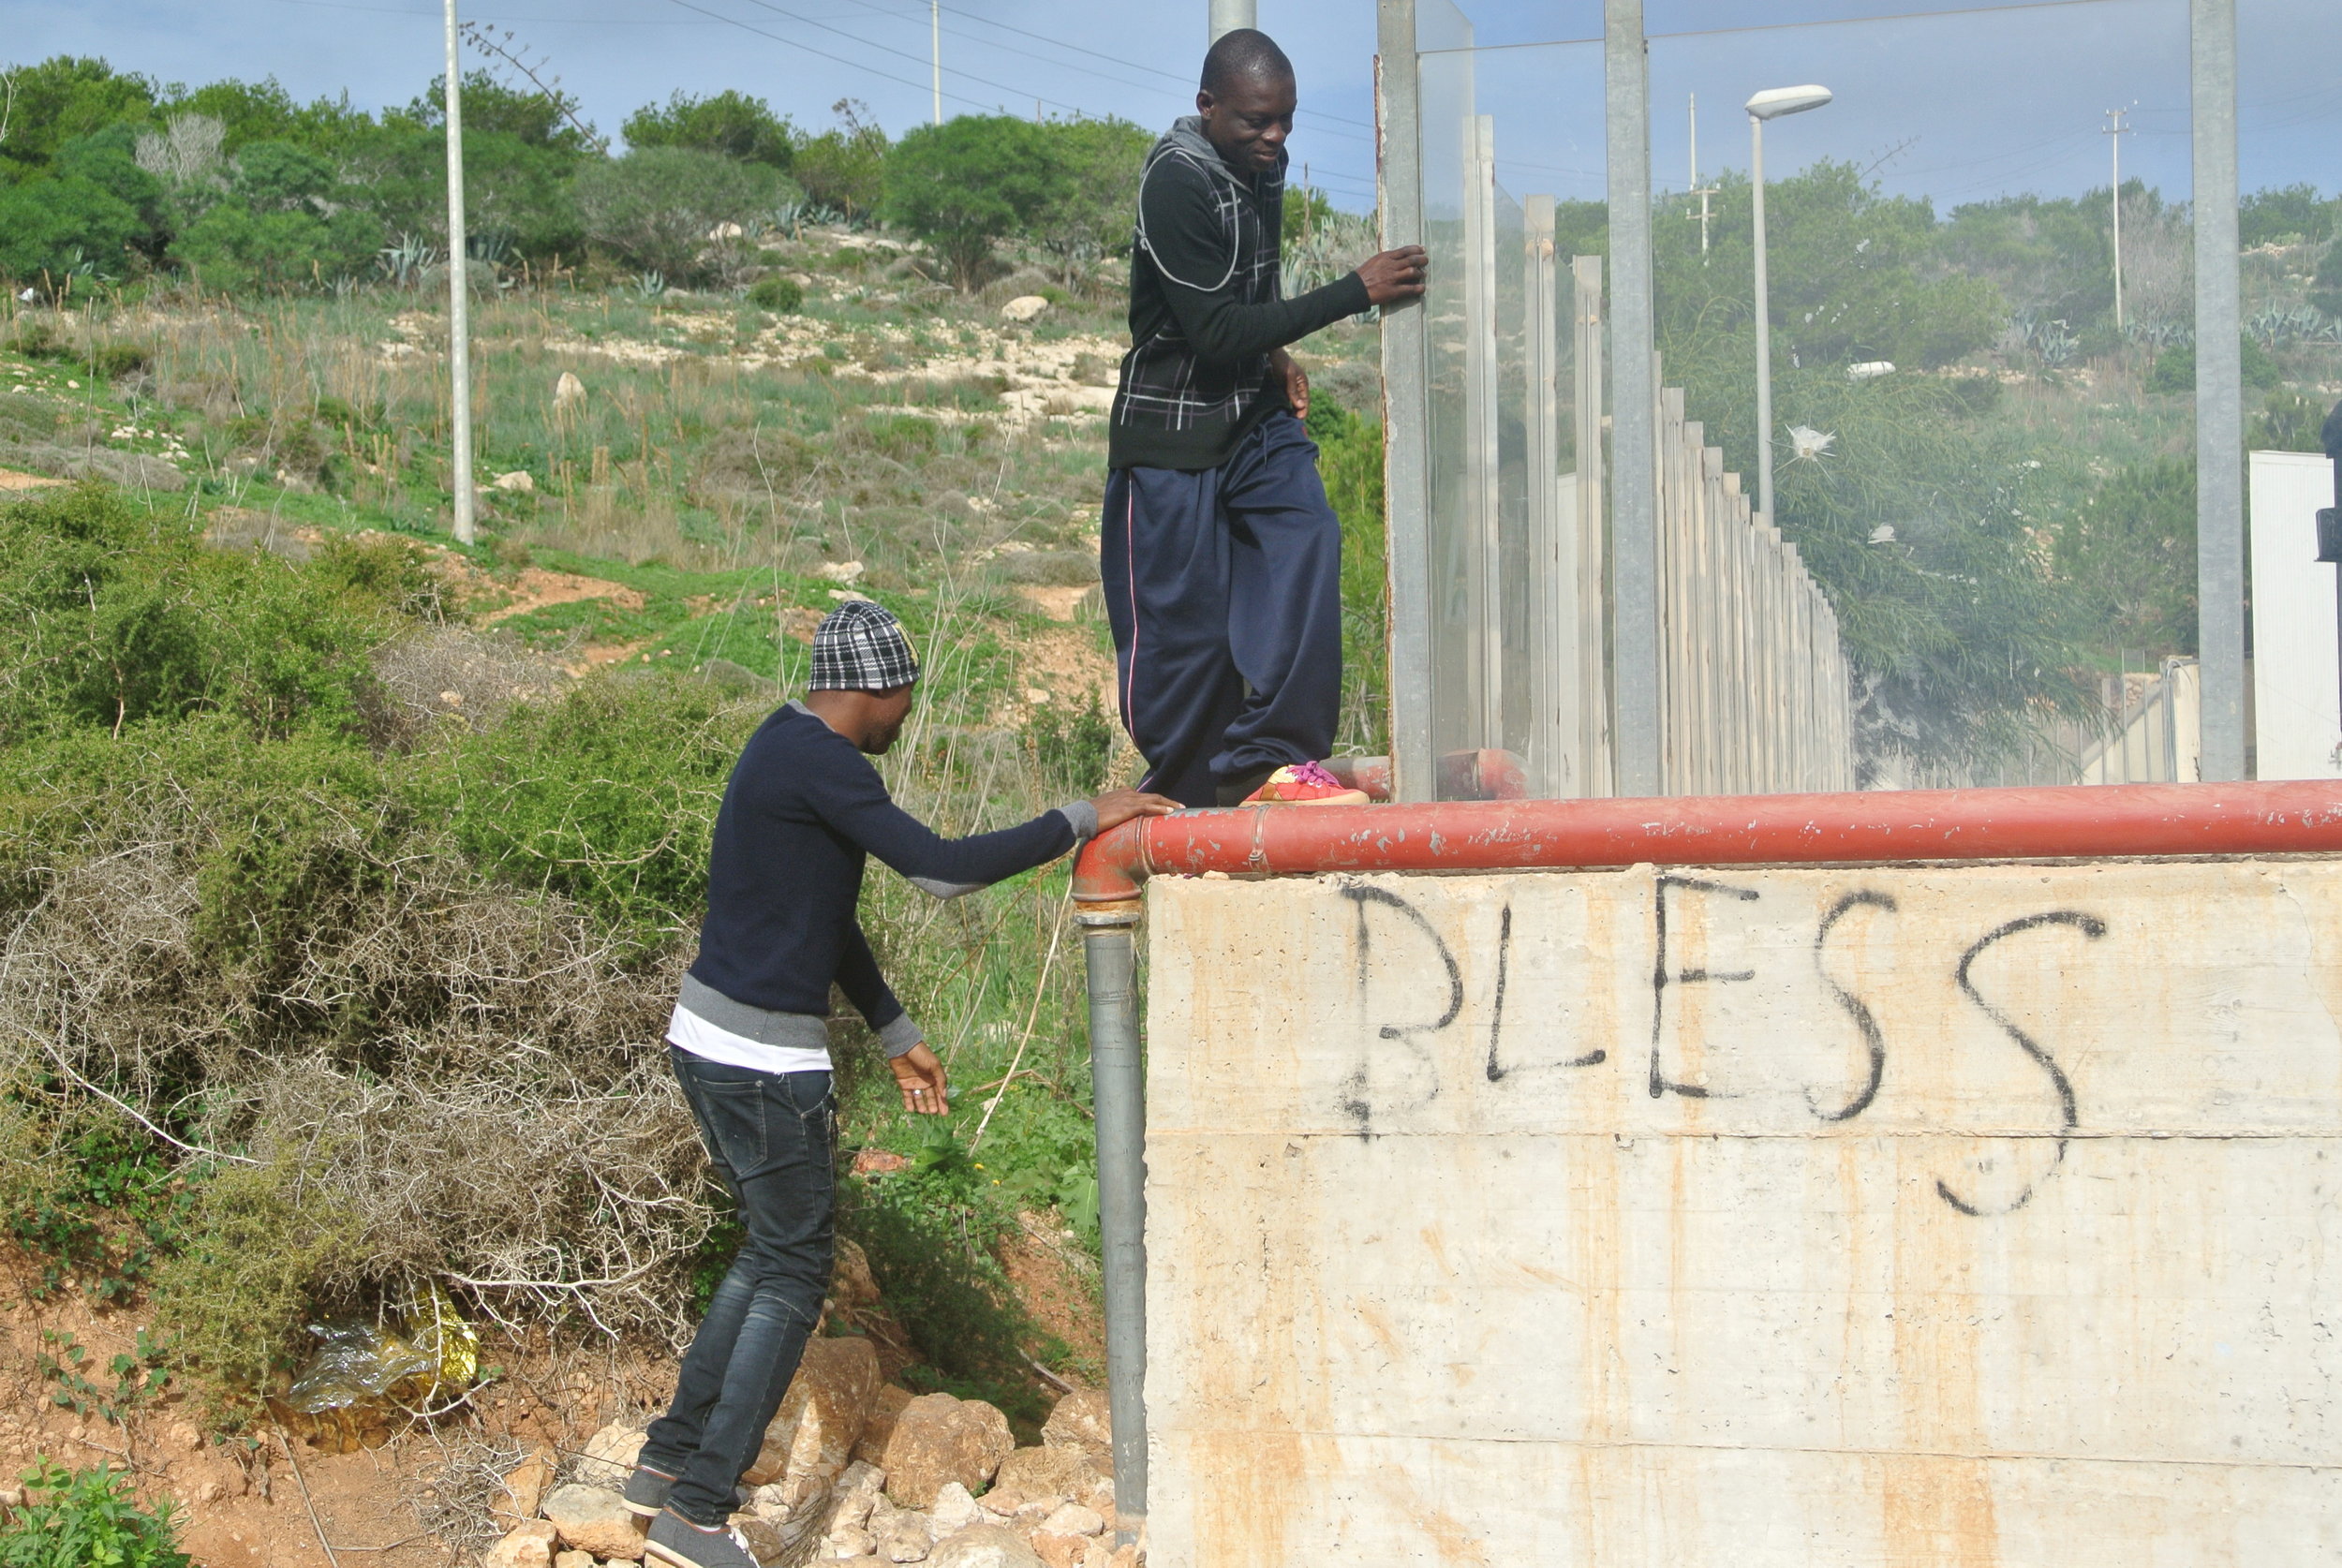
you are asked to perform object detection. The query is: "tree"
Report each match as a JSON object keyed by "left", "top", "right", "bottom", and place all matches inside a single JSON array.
[
  {"left": 1656, "top": 163, "right": 2005, "bottom": 373},
  {"left": 0, "top": 56, "right": 157, "bottom": 175},
  {"left": 400, "top": 70, "right": 598, "bottom": 155},
  {"left": 0, "top": 174, "right": 143, "bottom": 284},
  {"left": 571, "top": 146, "right": 790, "bottom": 280},
  {"left": 54, "top": 124, "right": 170, "bottom": 258},
  {"left": 173, "top": 137, "right": 377, "bottom": 289},
  {"left": 2239, "top": 183, "right": 2336, "bottom": 249},
  {"left": 337, "top": 118, "right": 584, "bottom": 263},
  {"left": 1030, "top": 116, "right": 1150, "bottom": 286},
  {"left": 153, "top": 77, "right": 377, "bottom": 166},
  {"left": 2053, "top": 458, "right": 2197, "bottom": 658},
  {"left": 882, "top": 115, "right": 1067, "bottom": 289},
  {"left": 793, "top": 100, "right": 888, "bottom": 222},
  {"left": 623, "top": 89, "right": 794, "bottom": 170}
]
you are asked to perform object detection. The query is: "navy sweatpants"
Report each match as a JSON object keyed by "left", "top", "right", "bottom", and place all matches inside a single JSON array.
[{"left": 1101, "top": 409, "right": 1342, "bottom": 808}]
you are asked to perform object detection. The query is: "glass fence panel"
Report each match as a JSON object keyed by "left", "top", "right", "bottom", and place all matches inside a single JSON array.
[
  {"left": 1641, "top": 0, "right": 2201, "bottom": 791},
  {"left": 1414, "top": 22, "right": 1608, "bottom": 797}
]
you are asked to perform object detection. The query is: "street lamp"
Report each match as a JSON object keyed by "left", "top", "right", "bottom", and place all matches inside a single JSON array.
[{"left": 1746, "top": 83, "right": 1832, "bottom": 525}]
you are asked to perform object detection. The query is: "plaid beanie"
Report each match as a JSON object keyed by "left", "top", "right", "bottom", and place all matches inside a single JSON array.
[{"left": 809, "top": 599, "right": 921, "bottom": 691}]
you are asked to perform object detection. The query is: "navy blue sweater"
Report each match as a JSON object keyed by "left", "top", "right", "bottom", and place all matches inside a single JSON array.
[{"left": 689, "top": 703, "right": 1089, "bottom": 1042}]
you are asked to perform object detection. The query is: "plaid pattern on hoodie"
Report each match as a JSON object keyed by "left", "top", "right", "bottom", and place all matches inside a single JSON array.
[{"left": 1107, "top": 118, "right": 1370, "bottom": 472}]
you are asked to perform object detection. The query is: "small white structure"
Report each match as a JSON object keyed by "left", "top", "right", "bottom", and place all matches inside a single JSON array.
[{"left": 2248, "top": 450, "right": 2342, "bottom": 779}]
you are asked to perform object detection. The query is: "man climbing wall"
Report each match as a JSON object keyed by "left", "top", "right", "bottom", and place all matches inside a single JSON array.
[{"left": 1103, "top": 27, "right": 1428, "bottom": 809}]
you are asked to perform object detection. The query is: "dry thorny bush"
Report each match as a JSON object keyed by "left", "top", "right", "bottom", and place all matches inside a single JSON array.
[{"left": 0, "top": 746, "right": 716, "bottom": 1360}]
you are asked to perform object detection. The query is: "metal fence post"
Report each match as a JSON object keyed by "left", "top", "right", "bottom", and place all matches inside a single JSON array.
[
  {"left": 1604, "top": 0, "right": 1661, "bottom": 797},
  {"left": 2193, "top": 0, "right": 2245, "bottom": 779},
  {"left": 1080, "top": 902, "right": 1148, "bottom": 1546},
  {"left": 1377, "top": 0, "right": 1435, "bottom": 800}
]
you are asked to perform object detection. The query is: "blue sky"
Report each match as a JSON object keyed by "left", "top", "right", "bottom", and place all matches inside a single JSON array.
[{"left": 13, "top": 0, "right": 2337, "bottom": 214}]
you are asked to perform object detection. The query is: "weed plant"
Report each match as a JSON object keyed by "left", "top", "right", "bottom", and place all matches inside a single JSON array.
[{"left": 0, "top": 1463, "right": 188, "bottom": 1568}]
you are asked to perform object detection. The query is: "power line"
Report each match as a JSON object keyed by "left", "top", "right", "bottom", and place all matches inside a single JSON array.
[
  {"left": 834, "top": 0, "right": 1380, "bottom": 132},
  {"left": 662, "top": 0, "right": 1000, "bottom": 111}
]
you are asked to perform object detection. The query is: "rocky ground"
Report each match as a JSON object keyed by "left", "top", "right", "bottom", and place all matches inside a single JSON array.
[{"left": 0, "top": 1234, "right": 1129, "bottom": 1568}]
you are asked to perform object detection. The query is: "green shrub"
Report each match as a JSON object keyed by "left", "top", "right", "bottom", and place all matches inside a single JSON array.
[
  {"left": 573, "top": 147, "right": 791, "bottom": 283},
  {"left": 1024, "top": 696, "right": 1113, "bottom": 797},
  {"left": 749, "top": 274, "right": 804, "bottom": 313},
  {"left": 408, "top": 673, "right": 749, "bottom": 947},
  {"left": 0, "top": 1462, "right": 189, "bottom": 1568},
  {"left": 0, "top": 486, "right": 404, "bottom": 743},
  {"left": 152, "top": 1151, "right": 366, "bottom": 1404},
  {"left": 2147, "top": 335, "right": 2282, "bottom": 394},
  {"left": 882, "top": 116, "right": 1068, "bottom": 291},
  {"left": 0, "top": 175, "right": 143, "bottom": 285},
  {"left": 623, "top": 90, "right": 797, "bottom": 170},
  {"left": 793, "top": 106, "right": 888, "bottom": 222}
]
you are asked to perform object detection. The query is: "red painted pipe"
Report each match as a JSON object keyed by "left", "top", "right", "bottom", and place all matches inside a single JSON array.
[{"left": 1072, "top": 779, "right": 2342, "bottom": 903}]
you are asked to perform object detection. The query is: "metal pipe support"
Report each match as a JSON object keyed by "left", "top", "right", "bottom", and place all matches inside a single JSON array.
[{"left": 1078, "top": 900, "right": 1147, "bottom": 1546}]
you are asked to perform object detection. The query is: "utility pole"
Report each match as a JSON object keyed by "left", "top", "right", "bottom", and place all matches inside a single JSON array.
[
  {"left": 1208, "top": 0, "right": 1256, "bottom": 45},
  {"left": 930, "top": 0, "right": 941, "bottom": 126},
  {"left": 2105, "top": 106, "right": 2132, "bottom": 332},
  {"left": 442, "top": 0, "right": 474, "bottom": 546},
  {"left": 1687, "top": 94, "right": 1718, "bottom": 254}
]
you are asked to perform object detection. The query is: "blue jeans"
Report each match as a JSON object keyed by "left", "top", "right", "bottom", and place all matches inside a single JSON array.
[
  {"left": 641, "top": 1050, "right": 836, "bottom": 1526},
  {"left": 1102, "top": 409, "right": 1344, "bottom": 807}
]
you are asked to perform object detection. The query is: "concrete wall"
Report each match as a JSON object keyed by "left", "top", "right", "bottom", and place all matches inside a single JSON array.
[{"left": 1141, "top": 861, "right": 2342, "bottom": 1566}]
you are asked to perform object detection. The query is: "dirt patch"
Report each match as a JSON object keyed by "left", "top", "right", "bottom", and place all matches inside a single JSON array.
[
  {"left": 998, "top": 1214, "right": 1104, "bottom": 1376},
  {"left": 0, "top": 467, "right": 61, "bottom": 491},
  {"left": 1014, "top": 584, "right": 1097, "bottom": 624},
  {"left": 1014, "top": 620, "right": 1116, "bottom": 713},
  {"left": 472, "top": 568, "right": 647, "bottom": 625},
  {"left": 0, "top": 1245, "right": 679, "bottom": 1568}
]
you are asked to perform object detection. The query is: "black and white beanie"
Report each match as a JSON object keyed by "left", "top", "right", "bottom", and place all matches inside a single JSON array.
[{"left": 809, "top": 599, "right": 920, "bottom": 692}]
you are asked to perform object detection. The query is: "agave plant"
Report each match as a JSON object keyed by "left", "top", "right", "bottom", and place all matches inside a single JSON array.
[
  {"left": 633, "top": 270, "right": 668, "bottom": 301},
  {"left": 378, "top": 234, "right": 439, "bottom": 288}
]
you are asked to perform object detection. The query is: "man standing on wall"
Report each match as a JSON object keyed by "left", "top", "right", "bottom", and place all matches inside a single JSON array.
[
  {"left": 1104, "top": 27, "right": 1428, "bottom": 809},
  {"left": 634, "top": 602, "right": 1176, "bottom": 1568}
]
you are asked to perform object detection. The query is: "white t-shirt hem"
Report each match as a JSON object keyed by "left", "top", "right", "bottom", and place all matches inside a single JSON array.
[{"left": 667, "top": 1002, "right": 832, "bottom": 1076}]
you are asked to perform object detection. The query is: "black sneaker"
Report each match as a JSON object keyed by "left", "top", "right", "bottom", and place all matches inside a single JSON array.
[
  {"left": 620, "top": 1464, "right": 675, "bottom": 1518},
  {"left": 623, "top": 1467, "right": 751, "bottom": 1520},
  {"left": 645, "top": 1511, "right": 761, "bottom": 1568}
]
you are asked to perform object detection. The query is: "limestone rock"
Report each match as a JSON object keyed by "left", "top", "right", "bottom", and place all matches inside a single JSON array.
[
  {"left": 496, "top": 1449, "right": 557, "bottom": 1523},
  {"left": 999, "top": 296, "right": 1049, "bottom": 323},
  {"left": 542, "top": 1484, "right": 645, "bottom": 1561},
  {"left": 926, "top": 1525, "right": 1045, "bottom": 1568},
  {"left": 742, "top": 1334, "right": 881, "bottom": 1488},
  {"left": 554, "top": 372, "right": 586, "bottom": 409},
  {"left": 927, "top": 1483, "right": 981, "bottom": 1537},
  {"left": 730, "top": 1513, "right": 790, "bottom": 1565},
  {"left": 492, "top": 470, "right": 536, "bottom": 494},
  {"left": 878, "top": 1394, "right": 1015, "bottom": 1509},
  {"left": 831, "top": 1235, "right": 881, "bottom": 1309},
  {"left": 1029, "top": 1533, "right": 1087, "bottom": 1568},
  {"left": 827, "top": 1524, "right": 879, "bottom": 1559},
  {"left": 1039, "top": 1392, "right": 1109, "bottom": 1465},
  {"left": 880, "top": 1516, "right": 932, "bottom": 1561},
  {"left": 990, "top": 1445, "right": 1100, "bottom": 1502},
  {"left": 1038, "top": 1504, "right": 1103, "bottom": 1539},
  {"left": 554, "top": 1553, "right": 595, "bottom": 1568},
  {"left": 852, "top": 1384, "right": 916, "bottom": 1466},
  {"left": 482, "top": 1520, "right": 557, "bottom": 1568},
  {"left": 573, "top": 1422, "right": 648, "bottom": 1489}
]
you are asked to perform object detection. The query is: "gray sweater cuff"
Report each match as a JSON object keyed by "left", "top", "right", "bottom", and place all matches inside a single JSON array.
[
  {"left": 877, "top": 1012, "right": 924, "bottom": 1058},
  {"left": 1056, "top": 800, "right": 1100, "bottom": 843}
]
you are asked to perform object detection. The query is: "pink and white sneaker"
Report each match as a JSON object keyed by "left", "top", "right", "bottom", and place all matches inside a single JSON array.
[{"left": 1239, "top": 762, "right": 1371, "bottom": 806}]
